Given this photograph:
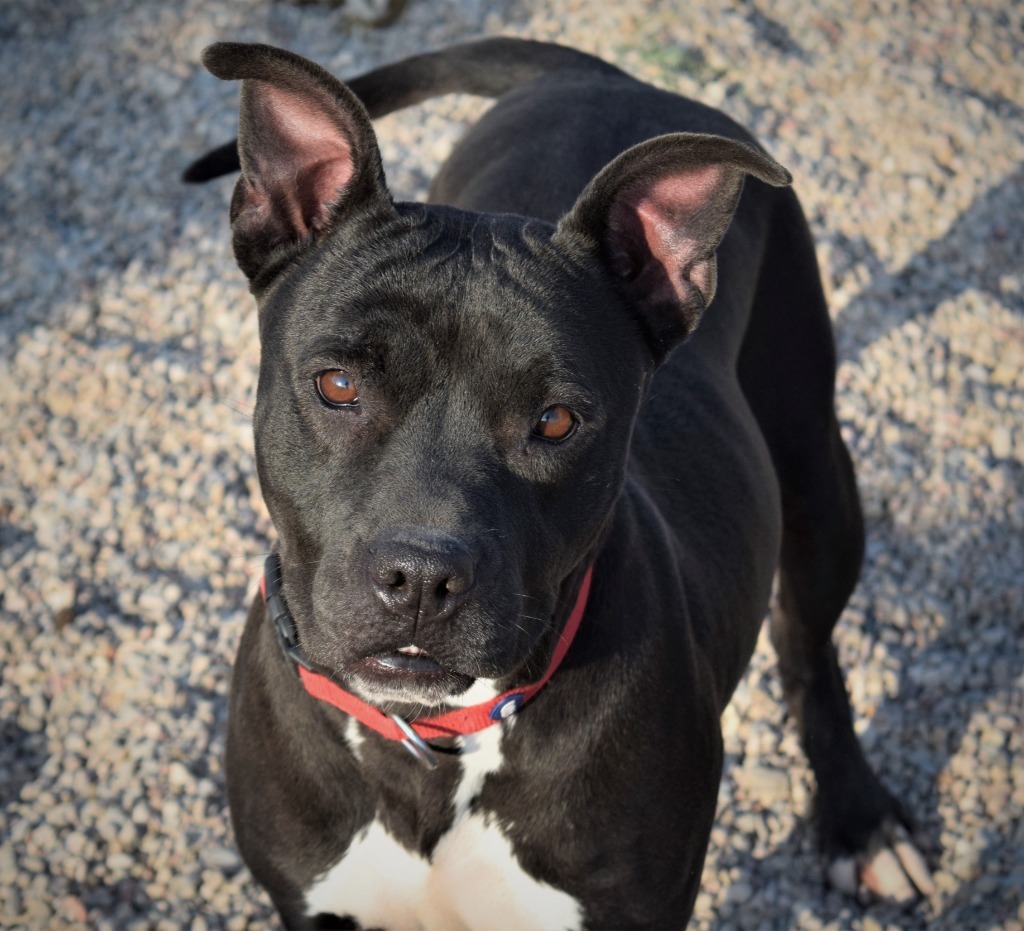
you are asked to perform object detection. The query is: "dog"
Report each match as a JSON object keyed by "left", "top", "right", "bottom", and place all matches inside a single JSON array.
[{"left": 186, "top": 38, "right": 933, "bottom": 929}]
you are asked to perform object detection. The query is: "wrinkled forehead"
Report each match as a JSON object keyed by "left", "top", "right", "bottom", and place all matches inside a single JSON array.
[{"left": 266, "top": 204, "right": 625, "bottom": 394}]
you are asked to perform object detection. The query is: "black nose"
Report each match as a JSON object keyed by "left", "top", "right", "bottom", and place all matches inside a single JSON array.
[{"left": 368, "top": 536, "right": 476, "bottom": 624}]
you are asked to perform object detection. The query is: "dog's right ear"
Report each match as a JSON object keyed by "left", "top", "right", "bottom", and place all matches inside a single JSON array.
[{"left": 202, "top": 43, "right": 394, "bottom": 281}]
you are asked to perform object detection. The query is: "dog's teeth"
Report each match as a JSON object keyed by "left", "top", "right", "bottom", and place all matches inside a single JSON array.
[{"left": 397, "top": 645, "right": 423, "bottom": 655}]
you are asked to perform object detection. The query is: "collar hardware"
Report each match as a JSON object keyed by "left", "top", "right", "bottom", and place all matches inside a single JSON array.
[
  {"left": 260, "top": 562, "right": 311, "bottom": 674},
  {"left": 389, "top": 714, "right": 439, "bottom": 770},
  {"left": 489, "top": 693, "right": 525, "bottom": 721}
]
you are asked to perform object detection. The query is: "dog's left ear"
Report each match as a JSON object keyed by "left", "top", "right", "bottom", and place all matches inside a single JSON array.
[
  {"left": 556, "top": 133, "right": 790, "bottom": 361},
  {"left": 202, "top": 43, "right": 395, "bottom": 282}
]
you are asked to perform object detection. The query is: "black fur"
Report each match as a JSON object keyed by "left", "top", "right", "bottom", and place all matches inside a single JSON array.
[{"left": 190, "top": 38, "right": 920, "bottom": 929}]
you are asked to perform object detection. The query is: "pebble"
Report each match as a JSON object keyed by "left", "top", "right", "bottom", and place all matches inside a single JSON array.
[
  {"left": 1, "top": 0, "right": 1021, "bottom": 929},
  {"left": 736, "top": 765, "right": 791, "bottom": 806},
  {"left": 201, "top": 846, "right": 242, "bottom": 870},
  {"left": 990, "top": 426, "right": 1013, "bottom": 460},
  {"left": 37, "top": 573, "right": 74, "bottom": 611}
]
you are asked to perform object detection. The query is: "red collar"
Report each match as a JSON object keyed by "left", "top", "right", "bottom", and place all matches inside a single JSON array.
[{"left": 260, "top": 554, "right": 593, "bottom": 767}]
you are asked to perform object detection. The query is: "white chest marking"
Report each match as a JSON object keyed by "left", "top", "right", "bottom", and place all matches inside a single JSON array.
[
  {"left": 304, "top": 819, "right": 431, "bottom": 927},
  {"left": 304, "top": 719, "right": 583, "bottom": 930},
  {"left": 444, "top": 676, "right": 502, "bottom": 709}
]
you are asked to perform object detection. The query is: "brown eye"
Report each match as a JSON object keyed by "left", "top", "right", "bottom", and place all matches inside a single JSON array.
[
  {"left": 534, "top": 405, "right": 577, "bottom": 442},
  {"left": 316, "top": 370, "right": 359, "bottom": 407}
]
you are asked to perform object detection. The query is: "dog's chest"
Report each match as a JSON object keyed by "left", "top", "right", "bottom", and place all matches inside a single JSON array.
[{"left": 303, "top": 725, "right": 583, "bottom": 930}]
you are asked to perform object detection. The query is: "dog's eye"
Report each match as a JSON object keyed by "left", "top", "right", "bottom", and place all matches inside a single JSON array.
[
  {"left": 316, "top": 370, "right": 359, "bottom": 407},
  {"left": 533, "top": 405, "right": 577, "bottom": 442}
]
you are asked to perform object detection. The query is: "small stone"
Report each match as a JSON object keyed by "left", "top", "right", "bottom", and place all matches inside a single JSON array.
[
  {"left": 2, "top": 585, "right": 30, "bottom": 614},
  {"left": 737, "top": 765, "right": 790, "bottom": 805},
  {"left": 201, "top": 846, "right": 241, "bottom": 870},
  {"left": 827, "top": 857, "right": 858, "bottom": 895},
  {"left": 167, "top": 762, "right": 192, "bottom": 789},
  {"left": 999, "top": 274, "right": 1021, "bottom": 294},
  {"left": 990, "top": 426, "right": 1012, "bottom": 459},
  {"left": 40, "top": 578, "right": 76, "bottom": 617},
  {"left": 62, "top": 896, "right": 88, "bottom": 923},
  {"left": 107, "top": 852, "right": 133, "bottom": 873}
]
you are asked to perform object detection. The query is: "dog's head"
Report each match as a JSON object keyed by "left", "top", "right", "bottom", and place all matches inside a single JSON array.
[{"left": 204, "top": 43, "right": 789, "bottom": 708}]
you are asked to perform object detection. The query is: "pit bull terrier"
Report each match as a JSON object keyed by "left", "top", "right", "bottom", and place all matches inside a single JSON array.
[{"left": 186, "top": 38, "right": 932, "bottom": 929}]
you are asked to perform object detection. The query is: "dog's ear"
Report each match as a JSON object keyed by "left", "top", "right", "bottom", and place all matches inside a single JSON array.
[
  {"left": 556, "top": 133, "right": 790, "bottom": 361},
  {"left": 202, "top": 43, "right": 394, "bottom": 281}
]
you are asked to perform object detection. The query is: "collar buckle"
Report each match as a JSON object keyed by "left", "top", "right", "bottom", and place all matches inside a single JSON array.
[{"left": 264, "top": 553, "right": 311, "bottom": 674}]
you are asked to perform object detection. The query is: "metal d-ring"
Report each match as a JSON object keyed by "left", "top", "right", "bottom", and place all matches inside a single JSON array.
[{"left": 389, "top": 714, "right": 439, "bottom": 771}]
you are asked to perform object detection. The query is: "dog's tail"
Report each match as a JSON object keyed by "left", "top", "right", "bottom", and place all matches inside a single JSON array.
[{"left": 182, "top": 38, "right": 626, "bottom": 182}]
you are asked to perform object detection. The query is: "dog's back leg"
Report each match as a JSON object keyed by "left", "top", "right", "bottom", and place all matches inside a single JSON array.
[{"left": 737, "top": 188, "right": 934, "bottom": 903}]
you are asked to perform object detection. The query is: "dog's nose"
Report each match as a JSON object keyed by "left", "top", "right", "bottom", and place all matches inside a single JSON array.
[{"left": 368, "top": 537, "right": 476, "bottom": 624}]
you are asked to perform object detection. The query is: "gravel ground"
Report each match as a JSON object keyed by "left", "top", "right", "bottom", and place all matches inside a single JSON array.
[{"left": 1, "top": 0, "right": 1022, "bottom": 928}]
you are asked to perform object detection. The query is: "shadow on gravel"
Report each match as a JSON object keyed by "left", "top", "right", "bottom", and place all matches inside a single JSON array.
[
  {"left": 0, "top": 14, "right": 232, "bottom": 362},
  {"left": 0, "top": 721, "right": 49, "bottom": 810},
  {"left": 732, "top": 514, "right": 1024, "bottom": 928},
  {"left": 0, "top": 517, "right": 49, "bottom": 805},
  {"left": 739, "top": 0, "right": 813, "bottom": 63},
  {"left": 850, "top": 506, "right": 1024, "bottom": 924},
  {"left": 831, "top": 161, "right": 1024, "bottom": 365}
]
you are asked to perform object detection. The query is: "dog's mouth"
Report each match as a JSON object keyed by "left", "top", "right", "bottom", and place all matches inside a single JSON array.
[
  {"left": 343, "top": 644, "right": 476, "bottom": 705},
  {"left": 375, "top": 644, "right": 443, "bottom": 673}
]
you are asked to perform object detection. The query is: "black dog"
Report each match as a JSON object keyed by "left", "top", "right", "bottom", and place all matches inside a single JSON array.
[{"left": 187, "top": 38, "right": 932, "bottom": 929}]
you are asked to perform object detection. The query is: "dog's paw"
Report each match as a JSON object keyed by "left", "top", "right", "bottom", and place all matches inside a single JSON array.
[{"left": 826, "top": 817, "right": 934, "bottom": 904}]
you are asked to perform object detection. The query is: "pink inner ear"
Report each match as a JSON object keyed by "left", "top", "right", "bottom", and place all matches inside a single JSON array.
[
  {"left": 250, "top": 82, "right": 357, "bottom": 236},
  {"left": 626, "top": 166, "right": 727, "bottom": 264},
  {"left": 608, "top": 165, "right": 730, "bottom": 305}
]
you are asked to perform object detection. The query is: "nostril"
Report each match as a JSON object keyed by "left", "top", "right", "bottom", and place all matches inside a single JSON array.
[
  {"left": 435, "top": 575, "right": 468, "bottom": 600},
  {"left": 371, "top": 559, "right": 406, "bottom": 590},
  {"left": 443, "top": 573, "right": 470, "bottom": 597}
]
